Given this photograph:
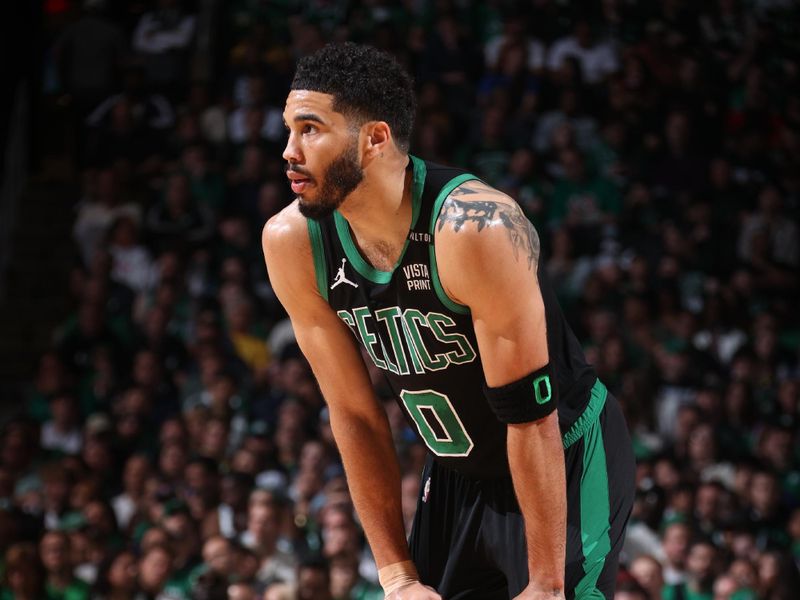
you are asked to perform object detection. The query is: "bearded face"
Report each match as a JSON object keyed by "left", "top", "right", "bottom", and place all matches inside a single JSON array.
[{"left": 294, "top": 136, "right": 364, "bottom": 220}]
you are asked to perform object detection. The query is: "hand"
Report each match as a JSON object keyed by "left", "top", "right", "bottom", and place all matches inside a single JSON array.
[
  {"left": 512, "top": 583, "right": 566, "bottom": 600},
  {"left": 385, "top": 581, "right": 442, "bottom": 599}
]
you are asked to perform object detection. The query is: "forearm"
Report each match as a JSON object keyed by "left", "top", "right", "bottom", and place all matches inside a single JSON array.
[
  {"left": 328, "top": 404, "right": 410, "bottom": 568},
  {"left": 507, "top": 413, "right": 567, "bottom": 591}
]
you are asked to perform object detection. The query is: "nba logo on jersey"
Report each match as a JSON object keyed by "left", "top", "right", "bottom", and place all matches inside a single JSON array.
[{"left": 422, "top": 477, "right": 431, "bottom": 503}]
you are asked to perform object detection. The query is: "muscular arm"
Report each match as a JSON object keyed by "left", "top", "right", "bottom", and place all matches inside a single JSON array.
[
  {"left": 436, "top": 181, "right": 567, "bottom": 596},
  {"left": 262, "top": 205, "right": 409, "bottom": 569}
]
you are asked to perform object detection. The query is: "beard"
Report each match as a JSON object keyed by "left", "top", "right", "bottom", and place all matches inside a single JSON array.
[{"left": 297, "top": 141, "right": 364, "bottom": 220}]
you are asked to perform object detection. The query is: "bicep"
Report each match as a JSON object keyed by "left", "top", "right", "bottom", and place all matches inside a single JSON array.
[
  {"left": 473, "top": 275, "right": 548, "bottom": 387},
  {"left": 435, "top": 191, "right": 548, "bottom": 387}
]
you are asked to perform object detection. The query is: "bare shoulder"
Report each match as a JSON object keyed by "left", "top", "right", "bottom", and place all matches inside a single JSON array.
[
  {"left": 261, "top": 200, "right": 322, "bottom": 307},
  {"left": 435, "top": 179, "right": 541, "bottom": 272},
  {"left": 262, "top": 201, "right": 311, "bottom": 263}
]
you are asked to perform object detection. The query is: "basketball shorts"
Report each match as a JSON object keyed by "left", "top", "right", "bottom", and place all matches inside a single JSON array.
[{"left": 408, "top": 381, "right": 636, "bottom": 600}]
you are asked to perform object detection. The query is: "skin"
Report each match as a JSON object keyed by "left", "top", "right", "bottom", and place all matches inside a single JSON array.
[{"left": 263, "top": 90, "right": 566, "bottom": 600}]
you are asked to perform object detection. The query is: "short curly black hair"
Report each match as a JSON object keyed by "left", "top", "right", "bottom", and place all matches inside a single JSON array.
[{"left": 291, "top": 43, "right": 416, "bottom": 152}]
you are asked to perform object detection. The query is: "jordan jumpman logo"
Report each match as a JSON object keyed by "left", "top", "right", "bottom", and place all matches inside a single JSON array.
[{"left": 330, "top": 258, "right": 359, "bottom": 289}]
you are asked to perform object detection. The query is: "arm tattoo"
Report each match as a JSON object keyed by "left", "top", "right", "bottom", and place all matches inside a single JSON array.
[{"left": 437, "top": 194, "right": 541, "bottom": 271}]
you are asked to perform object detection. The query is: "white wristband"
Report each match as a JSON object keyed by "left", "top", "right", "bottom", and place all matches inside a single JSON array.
[{"left": 378, "top": 560, "right": 419, "bottom": 595}]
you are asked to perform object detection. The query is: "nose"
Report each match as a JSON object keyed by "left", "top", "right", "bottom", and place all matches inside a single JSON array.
[{"left": 282, "top": 132, "right": 302, "bottom": 164}]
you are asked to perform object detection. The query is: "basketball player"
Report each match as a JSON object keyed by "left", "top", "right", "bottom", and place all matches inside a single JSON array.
[{"left": 262, "top": 43, "right": 635, "bottom": 600}]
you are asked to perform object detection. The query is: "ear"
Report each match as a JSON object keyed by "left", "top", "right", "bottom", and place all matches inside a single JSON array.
[{"left": 362, "top": 121, "right": 392, "bottom": 160}]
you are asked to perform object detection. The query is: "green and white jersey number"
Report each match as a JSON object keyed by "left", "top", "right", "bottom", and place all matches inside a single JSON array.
[{"left": 399, "top": 389, "right": 474, "bottom": 457}]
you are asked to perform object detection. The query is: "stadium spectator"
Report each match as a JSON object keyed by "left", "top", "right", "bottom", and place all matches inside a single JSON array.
[
  {"left": 2, "top": 543, "right": 46, "bottom": 600},
  {"left": 7, "top": 3, "right": 800, "bottom": 598},
  {"left": 548, "top": 19, "right": 619, "bottom": 86},
  {"left": 131, "top": 0, "right": 197, "bottom": 96},
  {"left": 241, "top": 496, "right": 295, "bottom": 588},
  {"left": 40, "top": 531, "right": 90, "bottom": 600}
]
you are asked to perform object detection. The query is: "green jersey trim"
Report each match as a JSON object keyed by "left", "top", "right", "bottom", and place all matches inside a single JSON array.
[
  {"left": 428, "top": 173, "right": 479, "bottom": 315},
  {"left": 307, "top": 218, "right": 329, "bottom": 301},
  {"left": 562, "top": 379, "right": 607, "bottom": 449},
  {"left": 332, "top": 155, "right": 427, "bottom": 284},
  {"left": 575, "top": 402, "right": 612, "bottom": 599}
]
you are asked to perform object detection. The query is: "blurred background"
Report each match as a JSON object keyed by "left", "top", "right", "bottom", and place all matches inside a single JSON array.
[{"left": 0, "top": 1, "right": 798, "bottom": 599}]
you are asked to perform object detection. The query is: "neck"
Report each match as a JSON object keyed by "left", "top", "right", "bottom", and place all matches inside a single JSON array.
[{"left": 337, "top": 153, "right": 412, "bottom": 259}]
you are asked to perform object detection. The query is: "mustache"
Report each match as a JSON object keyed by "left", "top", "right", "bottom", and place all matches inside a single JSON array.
[{"left": 287, "top": 165, "right": 313, "bottom": 178}]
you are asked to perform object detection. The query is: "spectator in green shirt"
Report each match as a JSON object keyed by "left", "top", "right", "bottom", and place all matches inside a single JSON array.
[
  {"left": 180, "top": 144, "right": 225, "bottom": 218},
  {"left": 329, "top": 553, "right": 382, "bottom": 600},
  {"left": 39, "top": 532, "right": 89, "bottom": 600},
  {"left": 137, "top": 545, "right": 178, "bottom": 600},
  {"left": 1, "top": 543, "right": 46, "bottom": 600},
  {"left": 549, "top": 148, "right": 621, "bottom": 256},
  {"left": 159, "top": 506, "right": 201, "bottom": 599}
]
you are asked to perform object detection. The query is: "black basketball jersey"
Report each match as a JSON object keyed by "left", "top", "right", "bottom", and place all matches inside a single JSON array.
[{"left": 307, "top": 156, "right": 597, "bottom": 478}]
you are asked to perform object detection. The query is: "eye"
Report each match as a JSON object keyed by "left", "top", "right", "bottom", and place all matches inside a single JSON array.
[{"left": 301, "top": 123, "right": 317, "bottom": 134}]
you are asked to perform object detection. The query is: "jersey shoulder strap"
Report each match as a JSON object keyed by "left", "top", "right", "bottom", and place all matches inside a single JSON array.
[
  {"left": 410, "top": 159, "right": 482, "bottom": 315},
  {"left": 414, "top": 158, "right": 481, "bottom": 237}
]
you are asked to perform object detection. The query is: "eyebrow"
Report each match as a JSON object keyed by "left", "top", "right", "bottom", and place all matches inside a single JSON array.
[{"left": 293, "top": 113, "right": 326, "bottom": 124}]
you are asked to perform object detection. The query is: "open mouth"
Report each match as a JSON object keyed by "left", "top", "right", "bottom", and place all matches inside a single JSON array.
[
  {"left": 290, "top": 178, "right": 312, "bottom": 194},
  {"left": 287, "top": 170, "right": 313, "bottom": 194}
]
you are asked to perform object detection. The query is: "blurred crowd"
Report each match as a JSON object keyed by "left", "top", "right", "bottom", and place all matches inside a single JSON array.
[{"left": 3, "top": 0, "right": 800, "bottom": 599}]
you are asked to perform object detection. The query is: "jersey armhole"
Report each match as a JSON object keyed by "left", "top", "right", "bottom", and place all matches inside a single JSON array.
[
  {"left": 428, "top": 173, "right": 480, "bottom": 315},
  {"left": 306, "top": 219, "right": 329, "bottom": 302}
]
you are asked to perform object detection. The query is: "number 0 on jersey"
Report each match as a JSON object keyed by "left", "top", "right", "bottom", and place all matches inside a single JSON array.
[{"left": 400, "top": 389, "right": 475, "bottom": 457}]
